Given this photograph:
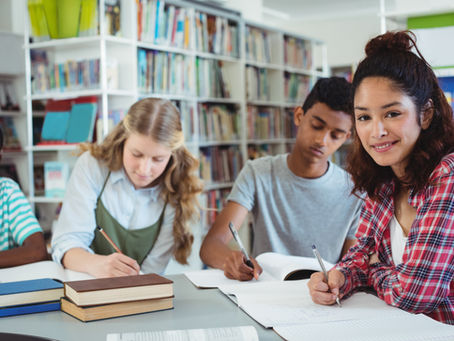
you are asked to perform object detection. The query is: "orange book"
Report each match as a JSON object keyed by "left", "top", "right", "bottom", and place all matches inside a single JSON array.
[{"left": 184, "top": 15, "right": 190, "bottom": 49}]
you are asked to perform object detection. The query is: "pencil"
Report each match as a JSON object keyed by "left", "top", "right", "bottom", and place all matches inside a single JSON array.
[{"left": 96, "top": 226, "right": 123, "bottom": 254}]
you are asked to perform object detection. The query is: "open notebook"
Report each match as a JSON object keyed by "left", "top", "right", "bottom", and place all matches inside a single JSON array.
[
  {"left": 218, "top": 279, "right": 454, "bottom": 340},
  {"left": 0, "top": 261, "right": 94, "bottom": 283},
  {"left": 184, "top": 252, "right": 334, "bottom": 288}
]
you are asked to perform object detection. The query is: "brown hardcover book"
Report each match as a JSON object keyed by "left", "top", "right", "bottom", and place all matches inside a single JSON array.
[
  {"left": 64, "top": 274, "right": 173, "bottom": 306},
  {"left": 60, "top": 296, "right": 173, "bottom": 322}
]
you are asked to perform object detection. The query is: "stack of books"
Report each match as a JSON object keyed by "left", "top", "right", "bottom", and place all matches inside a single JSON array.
[
  {"left": 0, "top": 278, "right": 63, "bottom": 317},
  {"left": 60, "top": 273, "right": 173, "bottom": 322}
]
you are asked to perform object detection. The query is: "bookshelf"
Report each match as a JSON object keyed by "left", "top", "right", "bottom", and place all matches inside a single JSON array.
[
  {"left": 243, "top": 21, "right": 326, "bottom": 159},
  {"left": 23, "top": 0, "right": 327, "bottom": 271},
  {"left": 0, "top": 32, "right": 28, "bottom": 197}
]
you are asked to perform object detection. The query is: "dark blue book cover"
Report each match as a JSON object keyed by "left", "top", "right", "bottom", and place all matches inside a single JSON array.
[
  {"left": 0, "top": 301, "right": 60, "bottom": 317},
  {"left": 0, "top": 278, "right": 63, "bottom": 307},
  {"left": 0, "top": 278, "right": 62, "bottom": 296}
]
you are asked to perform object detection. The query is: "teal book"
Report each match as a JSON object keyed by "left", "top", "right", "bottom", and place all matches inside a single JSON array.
[
  {"left": 0, "top": 278, "right": 63, "bottom": 307},
  {"left": 40, "top": 111, "right": 70, "bottom": 142},
  {"left": 65, "top": 102, "right": 97, "bottom": 143},
  {"left": 0, "top": 300, "right": 60, "bottom": 317}
]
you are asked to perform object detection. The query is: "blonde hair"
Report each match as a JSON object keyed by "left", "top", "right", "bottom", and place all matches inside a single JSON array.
[{"left": 80, "top": 98, "right": 203, "bottom": 264}]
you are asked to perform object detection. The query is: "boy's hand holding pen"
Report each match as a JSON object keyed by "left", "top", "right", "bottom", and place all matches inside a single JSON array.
[{"left": 226, "top": 222, "right": 261, "bottom": 281}]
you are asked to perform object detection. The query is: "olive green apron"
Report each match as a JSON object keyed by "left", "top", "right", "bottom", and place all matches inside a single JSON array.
[{"left": 90, "top": 172, "right": 167, "bottom": 265}]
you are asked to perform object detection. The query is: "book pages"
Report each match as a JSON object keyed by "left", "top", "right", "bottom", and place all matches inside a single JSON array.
[
  {"left": 218, "top": 279, "right": 409, "bottom": 328},
  {"left": 184, "top": 252, "right": 333, "bottom": 288},
  {"left": 106, "top": 325, "right": 258, "bottom": 341},
  {"left": 274, "top": 314, "right": 454, "bottom": 341},
  {"left": 0, "top": 261, "right": 93, "bottom": 283}
]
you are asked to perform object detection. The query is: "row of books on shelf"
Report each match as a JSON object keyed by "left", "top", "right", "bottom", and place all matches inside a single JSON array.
[
  {"left": 245, "top": 26, "right": 272, "bottom": 64},
  {"left": 284, "top": 73, "right": 311, "bottom": 104},
  {"left": 138, "top": 0, "right": 190, "bottom": 48},
  {"left": 137, "top": 49, "right": 192, "bottom": 95},
  {"left": 196, "top": 59, "right": 231, "bottom": 99},
  {"left": 0, "top": 160, "right": 68, "bottom": 199},
  {"left": 137, "top": 1, "right": 239, "bottom": 57},
  {"left": 138, "top": 51, "right": 240, "bottom": 99},
  {"left": 31, "top": 51, "right": 100, "bottom": 94},
  {"left": 0, "top": 269, "right": 173, "bottom": 321},
  {"left": 198, "top": 104, "right": 240, "bottom": 142},
  {"left": 194, "top": 11, "right": 239, "bottom": 57},
  {"left": 0, "top": 117, "right": 21, "bottom": 152},
  {"left": 199, "top": 146, "right": 242, "bottom": 183},
  {"left": 202, "top": 188, "right": 230, "bottom": 227},
  {"left": 0, "top": 80, "right": 20, "bottom": 112},
  {"left": 283, "top": 36, "right": 313, "bottom": 70},
  {"left": 246, "top": 66, "right": 270, "bottom": 101},
  {"left": 247, "top": 106, "right": 296, "bottom": 140},
  {"left": 38, "top": 97, "right": 97, "bottom": 145},
  {"left": 28, "top": 0, "right": 119, "bottom": 41}
]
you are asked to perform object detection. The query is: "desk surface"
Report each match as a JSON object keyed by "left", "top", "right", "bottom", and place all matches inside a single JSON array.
[{"left": 0, "top": 274, "right": 283, "bottom": 341}]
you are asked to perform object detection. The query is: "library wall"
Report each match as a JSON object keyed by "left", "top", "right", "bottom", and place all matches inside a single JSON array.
[{"left": 265, "top": 14, "right": 381, "bottom": 68}]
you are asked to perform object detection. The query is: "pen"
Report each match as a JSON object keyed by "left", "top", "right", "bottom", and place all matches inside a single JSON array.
[
  {"left": 312, "top": 244, "right": 341, "bottom": 307},
  {"left": 96, "top": 226, "right": 123, "bottom": 254},
  {"left": 228, "top": 222, "right": 254, "bottom": 269}
]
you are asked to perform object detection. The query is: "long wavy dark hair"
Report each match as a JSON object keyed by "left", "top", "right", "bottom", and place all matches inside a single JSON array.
[{"left": 347, "top": 31, "right": 454, "bottom": 201}]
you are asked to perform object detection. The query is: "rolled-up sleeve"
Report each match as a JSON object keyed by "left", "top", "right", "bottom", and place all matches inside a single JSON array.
[{"left": 51, "top": 152, "right": 103, "bottom": 264}]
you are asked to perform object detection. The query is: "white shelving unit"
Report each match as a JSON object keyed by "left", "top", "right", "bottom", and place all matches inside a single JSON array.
[
  {"left": 242, "top": 21, "right": 327, "bottom": 158},
  {"left": 22, "top": 0, "right": 327, "bottom": 272},
  {"left": 0, "top": 32, "right": 28, "bottom": 195}
]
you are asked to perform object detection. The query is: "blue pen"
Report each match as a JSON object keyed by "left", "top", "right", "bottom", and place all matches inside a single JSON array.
[
  {"left": 228, "top": 222, "right": 254, "bottom": 269},
  {"left": 312, "top": 244, "right": 341, "bottom": 307}
]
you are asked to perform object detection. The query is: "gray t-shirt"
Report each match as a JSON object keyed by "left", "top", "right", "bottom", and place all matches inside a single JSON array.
[{"left": 228, "top": 154, "right": 362, "bottom": 263}]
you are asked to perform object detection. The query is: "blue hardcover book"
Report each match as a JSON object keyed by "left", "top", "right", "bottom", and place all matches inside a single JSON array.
[
  {"left": 65, "top": 102, "right": 97, "bottom": 143},
  {"left": 0, "top": 278, "right": 63, "bottom": 307},
  {"left": 40, "top": 111, "right": 70, "bottom": 142},
  {"left": 0, "top": 301, "right": 60, "bottom": 317}
]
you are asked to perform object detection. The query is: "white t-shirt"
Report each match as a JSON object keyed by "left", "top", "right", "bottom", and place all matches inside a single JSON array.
[{"left": 390, "top": 215, "right": 408, "bottom": 265}]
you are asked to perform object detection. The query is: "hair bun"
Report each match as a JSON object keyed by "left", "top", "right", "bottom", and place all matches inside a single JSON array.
[{"left": 365, "top": 31, "right": 416, "bottom": 57}]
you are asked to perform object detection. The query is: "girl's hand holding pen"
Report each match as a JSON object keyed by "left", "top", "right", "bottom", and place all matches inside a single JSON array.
[
  {"left": 223, "top": 250, "right": 262, "bottom": 281},
  {"left": 307, "top": 269, "right": 345, "bottom": 305},
  {"left": 91, "top": 253, "right": 141, "bottom": 278}
]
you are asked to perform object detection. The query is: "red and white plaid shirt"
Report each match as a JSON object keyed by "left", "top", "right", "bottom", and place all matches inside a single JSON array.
[{"left": 337, "top": 153, "right": 454, "bottom": 324}]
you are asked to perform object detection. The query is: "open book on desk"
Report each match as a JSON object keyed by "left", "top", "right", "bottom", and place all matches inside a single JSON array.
[
  {"left": 219, "top": 279, "right": 454, "bottom": 341},
  {"left": 107, "top": 326, "right": 258, "bottom": 341},
  {"left": 0, "top": 261, "right": 94, "bottom": 283},
  {"left": 185, "top": 252, "right": 334, "bottom": 288}
]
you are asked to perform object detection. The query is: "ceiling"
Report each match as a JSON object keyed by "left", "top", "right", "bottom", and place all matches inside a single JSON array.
[{"left": 262, "top": 0, "right": 381, "bottom": 21}]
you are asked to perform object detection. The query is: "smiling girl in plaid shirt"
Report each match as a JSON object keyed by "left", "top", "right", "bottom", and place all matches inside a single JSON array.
[{"left": 308, "top": 31, "right": 454, "bottom": 324}]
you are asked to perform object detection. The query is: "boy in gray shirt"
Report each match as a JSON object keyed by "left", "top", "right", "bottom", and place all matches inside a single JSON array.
[{"left": 200, "top": 77, "right": 362, "bottom": 281}]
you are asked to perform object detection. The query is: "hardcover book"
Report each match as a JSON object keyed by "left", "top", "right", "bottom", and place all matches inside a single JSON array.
[
  {"left": 0, "top": 278, "right": 63, "bottom": 307},
  {"left": 60, "top": 296, "right": 173, "bottom": 322},
  {"left": 0, "top": 300, "right": 60, "bottom": 317},
  {"left": 64, "top": 273, "right": 173, "bottom": 306}
]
